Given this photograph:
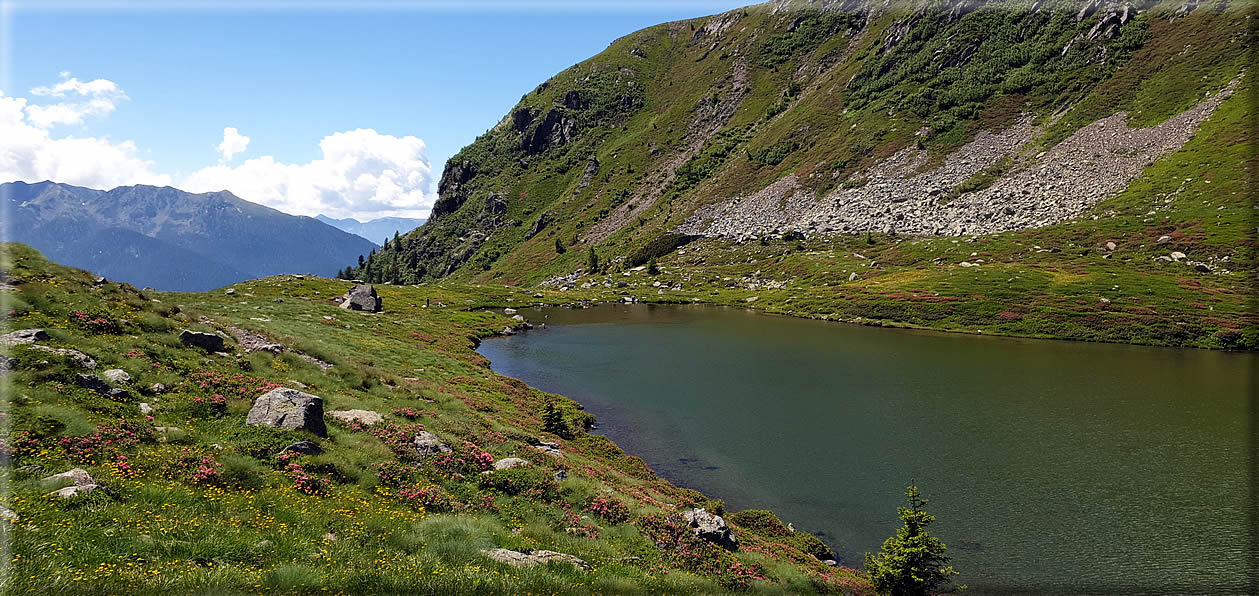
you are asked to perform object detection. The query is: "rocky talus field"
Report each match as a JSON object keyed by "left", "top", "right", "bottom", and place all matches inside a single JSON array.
[{"left": 345, "top": 0, "right": 1256, "bottom": 350}]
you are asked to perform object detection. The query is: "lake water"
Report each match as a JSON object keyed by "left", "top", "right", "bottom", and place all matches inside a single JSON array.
[{"left": 477, "top": 304, "right": 1254, "bottom": 593}]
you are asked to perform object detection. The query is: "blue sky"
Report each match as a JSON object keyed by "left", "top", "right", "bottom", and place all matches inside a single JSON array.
[{"left": 2, "top": 1, "right": 753, "bottom": 220}]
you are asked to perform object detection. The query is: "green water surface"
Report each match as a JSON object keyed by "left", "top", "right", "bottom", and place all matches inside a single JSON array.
[{"left": 477, "top": 303, "right": 1254, "bottom": 593}]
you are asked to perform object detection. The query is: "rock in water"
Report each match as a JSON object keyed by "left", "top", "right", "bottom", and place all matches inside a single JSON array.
[
  {"left": 179, "top": 330, "right": 226, "bottom": 352},
  {"left": 340, "top": 284, "right": 382, "bottom": 312},
  {"left": 673, "top": 508, "right": 739, "bottom": 551},
  {"left": 246, "top": 388, "right": 327, "bottom": 437}
]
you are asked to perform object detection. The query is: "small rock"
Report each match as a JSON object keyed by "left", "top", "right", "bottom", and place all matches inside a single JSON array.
[
  {"left": 480, "top": 548, "right": 591, "bottom": 571},
  {"left": 1099, "top": 298, "right": 1112, "bottom": 306},
  {"left": 179, "top": 330, "right": 226, "bottom": 352},
  {"left": 148, "top": 383, "right": 167, "bottom": 395},
  {"left": 1105, "top": 241, "right": 1117, "bottom": 251},
  {"left": 0, "top": 506, "right": 17, "bottom": 521},
  {"left": 255, "top": 540, "right": 274, "bottom": 549},
  {"left": 0, "top": 328, "right": 49, "bottom": 346},
  {"left": 225, "top": 288, "right": 236, "bottom": 295},
  {"left": 493, "top": 457, "right": 529, "bottom": 470},
  {"left": 1156, "top": 235, "right": 1172, "bottom": 244},
  {"left": 48, "top": 484, "right": 98, "bottom": 499},
  {"left": 823, "top": 559, "right": 838, "bottom": 567},
  {"left": 553, "top": 470, "right": 568, "bottom": 483},
  {"left": 0, "top": 356, "right": 16, "bottom": 376},
  {"left": 75, "top": 373, "right": 114, "bottom": 395},
  {"left": 139, "top": 403, "right": 153, "bottom": 414},
  {"left": 327, "top": 409, "right": 384, "bottom": 426},
  {"left": 1194, "top": 262, "right": 1212, "bottom": 273},
  {"left": 1170, "top": 251, "right": 1187, "bottom": 261},
  {"left": 42, "top": 468, "right": 95, "bottom": 488},
  {"left": 278, "top": 440, "right": 323, "bottom": 456},
  {"left": 102, "top": 369, "right": 131, "bottom": 384},
  {"left": 413, "top": 431, "right": 453, "bottom": 458},
  {"left": 28, "top": 345, "right": 96, "bottom": 369},
  {"left": 504, "top": 308, "right": 518, "bottom": 315},
  {"left": 848, "top": 272, "right": 859, "bottom": 281}
]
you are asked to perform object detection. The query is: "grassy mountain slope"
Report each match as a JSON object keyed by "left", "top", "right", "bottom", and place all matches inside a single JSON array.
[
  {"left": 1, "top": 243, "right": 866, "bottom": 593},
  {"left": 347, "top": 0, "right": 1255, "bottom": 349}
]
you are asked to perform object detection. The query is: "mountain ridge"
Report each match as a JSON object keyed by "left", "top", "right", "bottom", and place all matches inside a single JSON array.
[{"left": 3, "top": 180, "right": 377, "bottom": 291}]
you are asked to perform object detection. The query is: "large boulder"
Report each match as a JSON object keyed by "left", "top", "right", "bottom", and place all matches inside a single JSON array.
[
  {"left": 413, "top": 430, "right": 452, "bottom": 458},
  {"left": 76, "top": 373, "right": 125, "bottom": 398},
  {"left": 480, "top": 548, "right": 591, "bottom": 571},
  {"left": 42, "top": 468, "right": 100, "bottom": 498},
  {"left": 246, "top": 388, "right": 327, "bottom": 437},
  {"left": 340, "top": 284, "right": 382, "bottom": 312},
  {"left": 327, "top": 409, "right": 384, "bottom": 426},
  {"left": 0, "top": 328, "right": 49, "bottom": 346},
  {"left": 673, "top": 508, "right": 739, "bottom": 551},
  {"left": 179, "top": 330, "right": 226, "bottom": 352}
]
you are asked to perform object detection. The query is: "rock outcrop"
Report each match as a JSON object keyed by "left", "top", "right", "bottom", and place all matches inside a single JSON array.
[
  {"left": 672, "top": 508, "right": 739, "bottom": 551},
  {"left": 413, "top": 430, "right": 453, "bottom": 458},
  {"left": 0, "top": 328, "right": 49, "bottom": 346},
  {"left": 327, "top": 409, "right": 384, "bottom": 426},
  {"left": 480, "top": 548, "right": 591, "bottom": 571},
  {"left": 340, "top": 284, "right": 382, "bottom": 312},
  {"left": 28, "top": 345, "right": 97, "bottom": 369},
  {"left": 246, "top": 388, "right": 328, "bottom": 437},
  {"left": 179, "top": 329, "right": 226, "bottom": 352}
]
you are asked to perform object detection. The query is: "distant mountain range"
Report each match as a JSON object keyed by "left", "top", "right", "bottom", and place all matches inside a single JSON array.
[
  {"left": 315, "top": 215, "right": 425, "bottom": 246},
  {"left": 2, "top": 181, "right": 377, "bottom": 291}
]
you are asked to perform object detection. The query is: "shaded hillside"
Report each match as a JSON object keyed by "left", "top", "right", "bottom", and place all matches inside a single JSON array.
[
  {"left": 3, "top": 181, "right": 378, "bottom": 291},
  {"left": 347, "top": 0, "right": 1249, "bottom": 288}
]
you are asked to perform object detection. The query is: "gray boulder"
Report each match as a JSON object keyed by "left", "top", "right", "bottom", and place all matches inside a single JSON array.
[
  {"left": 673, "top": 508, "right": 739, "bottom": 551},
  {"left": 278, "top": 440, "right": 324, "bottom": 456},
  {"left": 28, "top": 345, "right": 96, "bottom": 369},
  {"left": 340, "top": 284, "right": 382, "bottom": 312},
  {"left": 0, "top": 328, "right": 49, "bottom": 346},
  {"left": 0, "top": 356, "right": 15, "bottom": 376},
  {"left": 246, "top": 388, "right": 327, "bottom": 437},
  {"left": 480, "top": 548, "right": 591, "bottom": 571},
  {"left": 413, "top": 431, "right": 452, "bottom": 458},
  {"left": 42, "top": 468, "right": 95, "bottom": 488},
  {"left": 493, "top": 457, "right": 530, "bottom": 470},
  {"left": 327, "top": 409, "right": 384, "bottom": 425},
  {"left": 179, "top": 329, "right": 225, "bottom": 352},
  {"left": 76, "top": 373, "right": 124, "bottom": 397}
]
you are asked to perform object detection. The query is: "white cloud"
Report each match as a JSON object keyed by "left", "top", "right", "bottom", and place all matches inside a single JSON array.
[
  {"left": 0, "top": 91, "right": 171, "bottom": 189},
  {"left": 25, "top": 73, "right": 128, "bottom": 128},
  {"left": 2, "top": 74, "right": 434, "bottom": 221},
  {"left": 217, "top": 127, "right": 250, "bottom": 161},
  {"left": 182, "top": 128, "right": 433, "bottom": 220}
]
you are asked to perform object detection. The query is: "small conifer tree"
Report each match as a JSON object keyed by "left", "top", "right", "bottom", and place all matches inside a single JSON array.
[{"left": 865, "top": 483, "right": 959, "bottom": 595}]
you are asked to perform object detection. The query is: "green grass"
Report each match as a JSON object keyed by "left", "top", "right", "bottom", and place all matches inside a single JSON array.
[{"left": 0, "top": 242, "right": 868, "bottom": 593}]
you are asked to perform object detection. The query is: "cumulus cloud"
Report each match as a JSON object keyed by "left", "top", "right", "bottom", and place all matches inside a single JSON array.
[
  {"left": 2, "top": 74, "right": 434, "bottom": 221},
  {"left": 25, "top": 73, "right": 128, "bottom": 128},
  {"left": 217, "top": 127, "right": 250, "bottom": 161},
  {"left": 0, "top": 90, "right": 171, "bottom": 189},
  {"left": 182, "top": 128, "right": 433, "bottom": 220}
]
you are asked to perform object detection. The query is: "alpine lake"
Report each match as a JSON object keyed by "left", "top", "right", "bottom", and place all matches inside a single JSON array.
[{"left": 477, "top": 303, "right": 1254, "bottom": 593}]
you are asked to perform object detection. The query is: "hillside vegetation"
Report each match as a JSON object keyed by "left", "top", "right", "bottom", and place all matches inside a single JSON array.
[
  {"left": 0, "top": 244, "right": 868, "bottom": 593},
  {"left": 345, "top": 0, "right": 1255, "bottom": 349}
]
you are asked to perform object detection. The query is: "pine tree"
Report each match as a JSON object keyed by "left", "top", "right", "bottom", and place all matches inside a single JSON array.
[
  {"left": 555, "top": 238, "right": 566, "bottom": 254},
  {"left": 647, "top": 257, "right": 659, "bottom": 275},
  {"left": 865, "top": 484, "right": 959, "bottom": 596},
  {"left": 587, "top": 247, "right": 599, "bottom": 273},
  {"left": 358, "top": 255, "right": 365, "bottom": 267}
]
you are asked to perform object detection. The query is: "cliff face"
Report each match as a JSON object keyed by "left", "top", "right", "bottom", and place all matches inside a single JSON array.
[{"left": 348, "top": 0, "right": 1248, "bottom": 286}]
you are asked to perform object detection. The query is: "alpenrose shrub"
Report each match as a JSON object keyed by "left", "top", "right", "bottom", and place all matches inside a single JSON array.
[
  {"left": 636, "top": 514, "right": 768, "bottom": 590},
  {"left": 186, "top": 370, "right": 282, "bottom": 398},
  {"left": 57, "top": 419, "right": 157, "bottom": 463},
  {"left": 584, "top": 495, "right": 631, "bottom": 524},
  {"left": 477, "top": 466, "right": 558, "bottom": 500}
]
